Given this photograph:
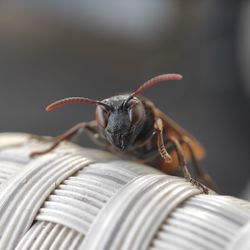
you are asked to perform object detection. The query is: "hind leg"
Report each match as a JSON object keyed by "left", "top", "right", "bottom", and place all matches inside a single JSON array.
[
  {"left": 154, "top": 118, "right": 209, "bottom": 194},
  {"left": 180, "top": 136, "right": 218, "bottom": 192},
  {"left": 168, "top": 137, "right": 209, "bottom": 194}
]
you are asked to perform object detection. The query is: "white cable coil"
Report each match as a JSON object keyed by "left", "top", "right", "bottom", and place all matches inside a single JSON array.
[{"left": 0, "top": 133, "right": 249, "bottom": 250}]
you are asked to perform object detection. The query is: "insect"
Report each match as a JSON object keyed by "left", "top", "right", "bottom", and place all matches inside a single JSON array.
[{"left": 31, "top": 74, "right": 216, "bottom": 193}]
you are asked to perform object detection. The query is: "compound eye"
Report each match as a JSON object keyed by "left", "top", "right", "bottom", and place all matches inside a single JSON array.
[
  {"left": 96, "top": 105, "right": 110, "bottom": 128},
  {"left": 127, "top": 99, "right": 145, "bottom": 124}
]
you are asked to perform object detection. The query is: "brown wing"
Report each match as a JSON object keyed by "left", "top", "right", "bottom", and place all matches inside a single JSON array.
[
  {"left": 155, "top": 108, "right": 205, "bottom": 160},
  {"left": 154, "top": 108, "right": 205, "bottom": 172}
]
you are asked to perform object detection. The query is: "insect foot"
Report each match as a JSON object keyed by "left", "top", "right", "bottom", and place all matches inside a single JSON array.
[{"left": 188, "top": 177, "right": 209, "bottom": 194}]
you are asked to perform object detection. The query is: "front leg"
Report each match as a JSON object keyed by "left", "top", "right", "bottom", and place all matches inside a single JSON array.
[
  {"left": 154, "top": 118, "right": 172, "bottom": 163},
  {"left": 30, "top": 122, "right": 89, "bottom": 157}
]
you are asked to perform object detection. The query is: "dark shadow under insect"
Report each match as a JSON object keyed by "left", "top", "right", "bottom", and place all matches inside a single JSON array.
[{"left": 31, "top": 74, "right": 217, "bottom": 194}]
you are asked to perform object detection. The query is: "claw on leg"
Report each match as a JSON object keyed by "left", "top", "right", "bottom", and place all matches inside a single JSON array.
[
  {"left": 180, "top": 136, "right": 218, "bottom": 192},
  {"left": 187, "top": 176, "right": 209, "bottom": 194},
  {"left": 168, "top": 136, "right": 209, "bottom": 194},
  {"left": 30, "top": 139, "right": 62, "bottom": 158},
  {"left": 30, "top": 122, "right": 87, "bottom": 158}
]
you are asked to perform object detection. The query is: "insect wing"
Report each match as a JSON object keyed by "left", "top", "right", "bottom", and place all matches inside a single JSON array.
[{"left": 154, "top": 108, "right": 205, "bottom": 161}]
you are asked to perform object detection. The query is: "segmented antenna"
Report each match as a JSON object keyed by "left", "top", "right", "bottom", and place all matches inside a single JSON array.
[
  {"left": 46, "top": 97, "right": 110, "bottom": 111},
  {"left": 130, "top": 74, "right": 183, "bottom": 97}
]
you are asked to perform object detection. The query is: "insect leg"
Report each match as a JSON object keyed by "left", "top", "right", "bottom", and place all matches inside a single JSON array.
[
  {"left": 30, "top": 122, "right": 88, "bottom": 157},
  {"left": 180, "top": 136, "right": 218, "bottom": 192},
  {"left": 154, "top": 118, "right": 172, "bottom": 163},
  {"left": 168, "top": 137, "right": 209, "bottom": 194}
]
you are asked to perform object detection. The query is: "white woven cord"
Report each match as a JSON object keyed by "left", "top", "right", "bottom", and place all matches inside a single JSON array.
[{"left": 0, "top": 133, "right": 249, "bottom": 250}]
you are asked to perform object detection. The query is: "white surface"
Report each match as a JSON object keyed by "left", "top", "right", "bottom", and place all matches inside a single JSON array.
[{"left": 0, "top": 133, "right": 249, "bottom": 250}]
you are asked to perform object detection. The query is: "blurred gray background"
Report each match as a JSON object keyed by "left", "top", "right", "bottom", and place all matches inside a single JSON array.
[{"left": 0, "top": 0, "right": 249, "bottom": 197}]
